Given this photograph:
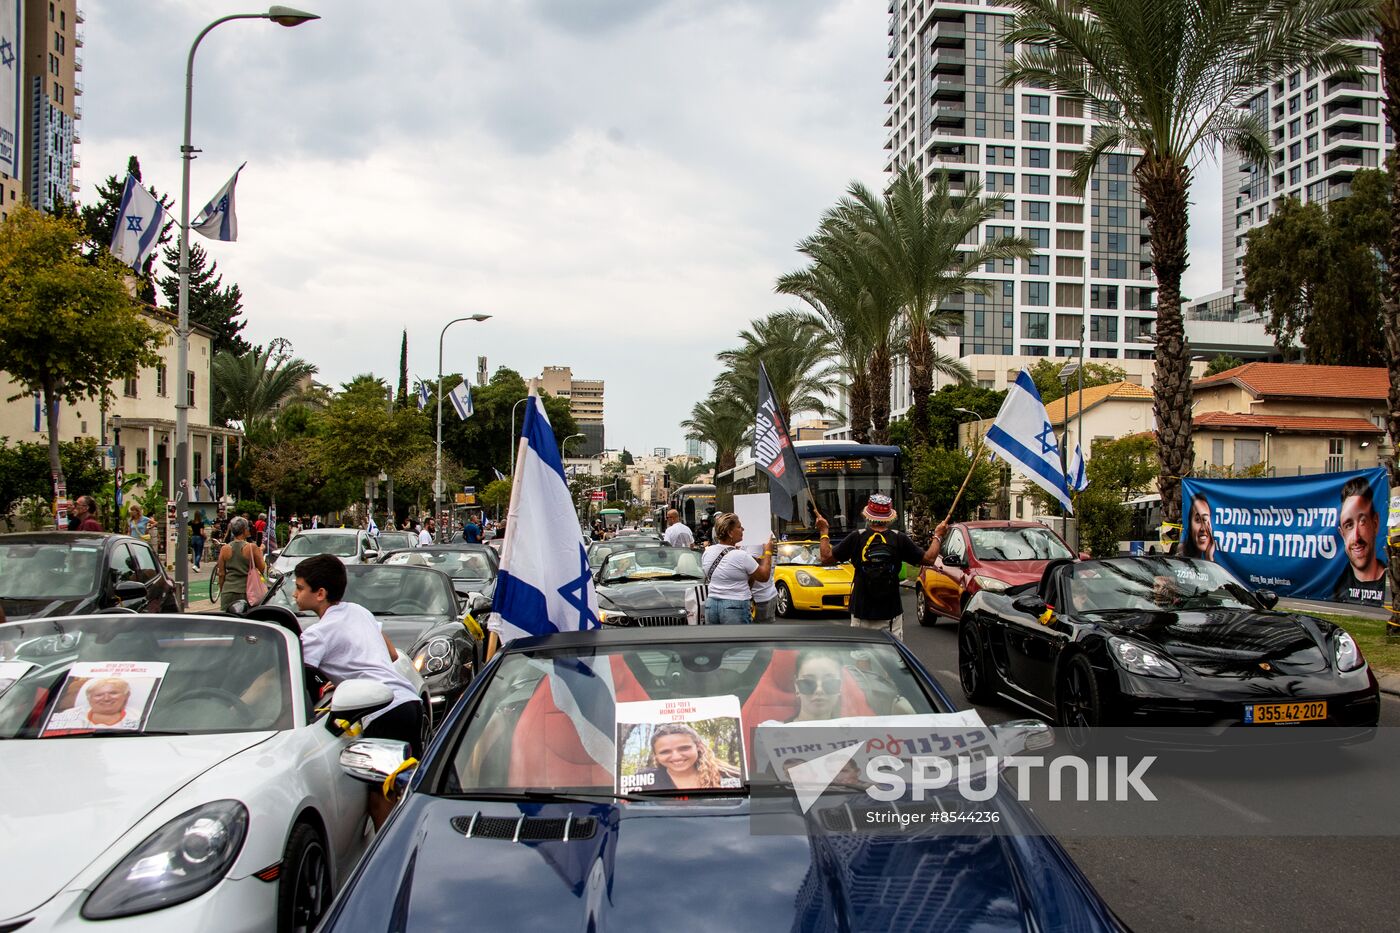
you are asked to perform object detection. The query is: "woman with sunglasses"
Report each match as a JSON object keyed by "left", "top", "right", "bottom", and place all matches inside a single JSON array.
[{"left": 790, "top": 650, "right": 845, "bottom": 722}]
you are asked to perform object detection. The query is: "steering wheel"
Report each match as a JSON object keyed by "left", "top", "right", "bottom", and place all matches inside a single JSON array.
[{"left": 177, "top": 687, "right": 257, "bottom": 726}]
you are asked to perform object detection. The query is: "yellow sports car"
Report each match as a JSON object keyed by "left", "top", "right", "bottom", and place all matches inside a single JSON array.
[{"left": 772, "top": 541, "right": 853, "bottom": 617}]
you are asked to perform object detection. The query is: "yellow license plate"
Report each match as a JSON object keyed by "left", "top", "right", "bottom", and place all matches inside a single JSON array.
[{"left": 1244, "top": 701, "right": 1327, "bottom": 724}]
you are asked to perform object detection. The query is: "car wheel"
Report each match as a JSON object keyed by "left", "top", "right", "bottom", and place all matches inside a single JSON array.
[
  {"left": 277, "top": 822, "right": 330, "bottom": 933},
  {"left": 1056, "top": 654, "right": 1102, "bottom": 751},
  {"left": 958, "top": 619, "right": 996, "bottom": 704},
  {"left": 916, "top": 588, "right": 936, "bottom": 627},
  {"left": 776, "top": 583, "right": 794, "bottom": 618}
]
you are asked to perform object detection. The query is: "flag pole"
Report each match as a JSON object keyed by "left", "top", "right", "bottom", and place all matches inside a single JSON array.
[{"left": 943, "top": 431, "right": 985, "bottom": 527}]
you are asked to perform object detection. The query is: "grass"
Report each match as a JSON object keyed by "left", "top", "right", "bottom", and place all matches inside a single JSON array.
[{"left": 1308, "top": 613, "right": 1400, "bottom": 675}]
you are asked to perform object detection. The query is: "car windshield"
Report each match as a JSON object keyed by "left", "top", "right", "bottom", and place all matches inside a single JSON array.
[
  {"left": 774, "top": 542, "right": 822, "bottom": 566},
  {"left": 342, "top": 567, "right": 456, "bottom": 615},
  {"left": 0, "top": 542, "right": 102, "bottom": 599},
  {"left": 437, "top": 639, "right": 943, "bottom": 795},
  {"left": 588, "top": 540, "right": 663, "bottom": 570},
  {"left": 968, "top": 526, "right": 1073, "bottom": 561},
  {"left": 1064, "top": 558, "right": 1256, "bottom": 613},
  {"left": 382, "top": 549, "right": 496, "bottom": 582},
  {"left": 282, "top": 533, "right": 359, "bottom": 558},
  {"left": 376, "top": 533, "right": 417, "bottom": 551},
  {"left": 599, "top": 547, "right": 703, "bottom": 584},
  {"left": 0, "top": 615, "right": 294, "bottom": 738}
]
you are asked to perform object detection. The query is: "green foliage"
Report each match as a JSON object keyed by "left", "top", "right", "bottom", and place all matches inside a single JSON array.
[
  {"left": 1243, "top": 171, "right": 1390, "bottom": 365},
  {"left": 926, "top": 385, "right": 1006, "bottom": 449},
  {"left": 619, "top": 448, "right": 634, "bottom": 466},
  {"left": 94, "top": 471, "right": 154, "bottom": 533},
  {"left": 396, "top": 331, "right": 409, "bottom": 408},
  {"left": 433, "top": 368, "right": 576, "bottom": 485},
  {"left": 0, "top": 437, "right": 109, "bottom": 525},
  {"left": 1196, "top": 461, "right": 1270, "bottom": 479},
  {"left": 158, "top": 241, "right": 249, "bottom": 357},
  {"left": 234, "top": 499, "right": 264, "bottom": 518},
  {"left": 1088, "top": 434, "right": 1159, "bottom": 502},
  {"left": 908, "top": 446, "right": 997, "bottom": 522},
  {"left": 1027, "top": 359, "right": 1128, "bottom": 404},
  {"left": 1204, "top": 354, "right": 1244, "bottom": 377},
  {"left": 211, "top": 345, "right": 318, "bottom": 428},
  {"left": 317, "top": 376, "right": 428, "bottom": 481},
  {"left": 481, "top": 479, "right": 512, "bottom": 511},
  {"left": 714, "top": 313, "right": 838, "bottom": 423},
  {"left": 0, "top": 206, "right": 164, "bottom": 484},
  {"left": 1076, "top": 486, "right": 1130, "bottom": 558},
  {"left": 682, "top": 391, "right": 749, "bottom": 474},
  {"left": 665, "top": 459, "right": 707, "bottom": 485}
]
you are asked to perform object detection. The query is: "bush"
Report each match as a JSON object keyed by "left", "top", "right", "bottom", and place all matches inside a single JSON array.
[{"left": 1077, "top": 487, "right": 1130, "bottom": 557}]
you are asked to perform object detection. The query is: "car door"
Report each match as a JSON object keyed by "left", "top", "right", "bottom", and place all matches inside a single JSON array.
[
  {"left": 927, "top": 528, "right": 969, "bottom": 617},
  {"left": 108, "top": 544, "right": 149, "bottom": 610},
  {"left": 1002, "top": 569, "right": 1070, "bottom": 703},
  {"left": 127, "top": 541, "right": 171, "bottom": 611}
]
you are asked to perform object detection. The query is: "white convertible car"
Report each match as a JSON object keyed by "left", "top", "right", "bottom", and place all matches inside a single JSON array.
[{"left": 0, "top": 611, "right": 425, "bottom": 932}]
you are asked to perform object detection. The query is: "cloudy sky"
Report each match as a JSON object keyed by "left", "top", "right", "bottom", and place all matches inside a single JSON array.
[{"left": 83, "top": 0, "right": 1223, "bottom": 453}]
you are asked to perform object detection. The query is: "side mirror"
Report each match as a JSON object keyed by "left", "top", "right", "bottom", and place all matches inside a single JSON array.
[
  {"left": 113, "top": 580, "right": 147, "bottom": 601},
  {"left": 941, "top": 552, "right": 962, "bottom": 568},
  {"left": 324, "top": 680, "right": 394, "bottom": 735},
  {"left": 991, "top": 719, "right": 1055, "bottom": 756},
  {"left": 363, "top": 550, "right": 379, "bottom": 562},
  {"left": 340, "top": 738, "right": 413, "bottom": 786},
  {"left": 1256, "top": 589, "right": 1279, "bottom": 610},
  {"left": 1078, "top": 552, "right": 1091, "bottom": 561},
  {"left": 227, "top": 599, "right": 250, "bottom": 615},
  {"left": 1012, "top": 594, "right": 1047, "bottom": 616}
]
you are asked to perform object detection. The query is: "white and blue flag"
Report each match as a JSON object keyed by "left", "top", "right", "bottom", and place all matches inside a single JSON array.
[
  {"left": 191, "top": 163, "right": 245, "bottom": 242},
  {"left": 448, "top": 381, "right": 474, "bottom": 420},
  {"left": 417, "top": 381, "right": 430, "bottom": 411},
  {"left": 109, "top": 174, "right": 168, "bottom": 270},
  {"left": 984, "top": 368, "right": 1074, "bottom": 513},
  {"left": 367, "top": 515, "right": 379, "bottom": 538},
  {"left": 493, "top": 467, "right": 507, "bottom": 482},
  {"left": 1067, "top": 443, "right": 1089, "bottom": 493}
]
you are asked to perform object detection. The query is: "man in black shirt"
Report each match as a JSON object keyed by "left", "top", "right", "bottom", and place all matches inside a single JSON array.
[{"left": 816, "top": 494, "right": 947, "bottom": 640}]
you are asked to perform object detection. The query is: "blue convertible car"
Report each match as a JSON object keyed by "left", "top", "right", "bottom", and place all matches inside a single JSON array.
[{"left": 319, "top": 626, "right": 1127, "bottom": 932}]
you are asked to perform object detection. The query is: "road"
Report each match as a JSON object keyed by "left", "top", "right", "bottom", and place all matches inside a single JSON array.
[{"left": 793, "top": 588, "right": 1399, "bottom": 933}]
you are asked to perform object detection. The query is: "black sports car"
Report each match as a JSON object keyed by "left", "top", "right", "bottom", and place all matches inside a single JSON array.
[
  {"left": 960, "top": 556, "right": 1380, "bottom": 745},
  {"left": 0, "top": 532, "right": 179, "bottom": 619},
  {"left": 594, "top": 545, "right": 704, "bottom": 626}
]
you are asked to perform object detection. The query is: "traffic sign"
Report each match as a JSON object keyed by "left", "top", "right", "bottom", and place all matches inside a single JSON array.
[{"left": 590, "top": 491, "right": 605, "bottom": 501}]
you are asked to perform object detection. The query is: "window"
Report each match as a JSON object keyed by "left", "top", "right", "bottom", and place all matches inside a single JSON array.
[
  {"left": 1288, "top": 142, "right": 1301, "bottom": 161},
  {"left": 1105, "top": 153, "right": 1130, "bottom": 174},
  {"left": 1306, "top": 134, "right": 1318, "bottom": 153},
  {"left": 1022, "top": 313, "right": 1049, "bottom": 339},
  {"left": 1056, "top": 123, "right": 1083, "bottom": 144},
  {"left": 1089, "top": 347, "right": 1119, "bottom": 359},
  {"left": 1211, "top": 439, "right": 1224, "bottom": 466},
  {"left": 136, "top": 448, "right": 148, "bottom": 474},
  {"left": 1090, "top": 314, "right": 1119, "bottom": 342},
  {"left": 1235, "top": 439, "right": 1262, "bottom": 469},
  {"left": 156, "top": 364, "right": 168, "bottom": 397},
  {"left": 52, "top": 84, "right": 63, "bottom": 104},
  {"left": 1057, "top": 98, "right": 1083, "bottom": 118},
  {"left": 1023, "top": 345, "right": 1049, "bottom": 357},
  {"left": 1288, "top": 117, "right": 1300, "bottom": 137},
  {"left": 1057, "top": 149, "right": 1077, "bottom": 170},
  {"left": 974, "top": 65, "right": 987, "bottom": 86},
  {"left": 1289, "top": 166, "right": 1301, "bottom": 185},
  {"left": 1024, "top": 281, "right": 1050, "bottom": 306},
  {"left": 1025, "top": 255, "right": 1048, "bottom": 275},
  {"left": 1289, "top": 97, "right": 1300, "bottom": 116},
  {"left": 1306, "top": 86, "right": 1317, "bottom": 105},
  {"left": 1024, "top": 95, "right": 1050, "bottom": 115},
  {"left": 1024, "top": 147, "right": 1050, "bottom": 167},
  {"left": 59, "top": 9, "right": 65, "bottom": 29},
  {"left": 1024, "top": 121, "right": 1050, "bottom": 141},
  {"left": 1305, "top": 110, "right": 1316, "bottom": 129},
  {"left": 1024, "top": 227, "right": 1049, "bottom": 248},
  {"left": 123, "top": 376, "right": 138, "bottom": 398},
  {"left": 975, "top": 39, "right": 988, "bottom": 59},
  {"left": 1056, "top": 255, "right": 1084, "bottom": 276},
  {"left": 1003, "top": 281, "right": 1015, "bottom": 298},
  {"left": 1306, "top": 158, "right": 1317, "bottom": 178},
  {"left": 1024, "top": 201, "right": 1049, "bottom": 222},
  {"left": 986, "top": 224, "right": 1015, "bottom": 242},
  {"left": 1326, "top": 438, "right": 1345, "bottom": 472},
  {"left": 186, "top": 370, "right": 196, "bottom": 408},
  {"left": 1057, "top": 229, "right": 1084, "bottom": 250},
  {"left": 1056, "top": 283, "right": 1083, "bottom": 306},
  {"left": 1057, "top": 203, "right": 1083, "bottom": 224},
  {"left": 1124, "top": 317, "right": 1154, "bottom": 341},
  {"left": 1055, "top": 315, "right": 1082, "bottom": 340}
]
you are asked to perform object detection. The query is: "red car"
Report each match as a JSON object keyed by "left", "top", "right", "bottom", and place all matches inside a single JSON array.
[{"left": 916, "top": 520, "right": 1078, "bottom": 625}]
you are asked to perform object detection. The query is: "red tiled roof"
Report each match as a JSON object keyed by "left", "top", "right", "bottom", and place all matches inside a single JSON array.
[
  {"left": 1192, "top": 411, "right": 1384, "bottom": 434},
  {"left": 1044, "top": 381, "right": 1152, "bottom": 425},
  {"left": 1194, "top": 363, "right": 1389, "bottom": 400}
]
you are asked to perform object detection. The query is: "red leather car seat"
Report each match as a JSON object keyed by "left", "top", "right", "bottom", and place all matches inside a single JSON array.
[
  {"left": 508, "top": 655, "right": 650, "bottom": 787},
  {"left": 740, "top": 649, "right": 874, "bottom": 762}
]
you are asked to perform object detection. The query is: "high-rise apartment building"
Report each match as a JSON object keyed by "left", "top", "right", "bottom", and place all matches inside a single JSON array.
[
  {"left": 1223, "top": 45, "right": 1389, "bottom": 297},
  {"left": 536, "top": 365, "right": 605, "bottom": 426},
  {"left": 884, "top": 2, "right": 1157, "bottom": 365},
  {"left": 0, "top": 1, "right": 82, "bottom": 218}
]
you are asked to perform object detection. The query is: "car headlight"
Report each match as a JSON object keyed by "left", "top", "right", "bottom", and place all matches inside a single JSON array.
[
  {"left": 1335, "top": 631, "right": 1364, "bottom": 672},
  {"left": 82, "top": 800, "right": 248, "bottom": 920},
  {"left": 1109, "top": 637, "right": 1181, "bottom": 679},
  {"left": 795, "top": 571, "right": 822, "bottom": 587},
  {"left": 413, "top": 636, "right": 456, "bottom": 675},
  {"left": 599, "top": 609, "right": 628, "bottom": 625},
  {"left": 972, "top": 575, "right": 1009, "bottom": 592}
]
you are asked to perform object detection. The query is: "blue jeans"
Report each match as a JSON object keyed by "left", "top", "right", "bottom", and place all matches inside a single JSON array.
[{"left": 705, "top": 596, "right": 752, "bottom": 624}]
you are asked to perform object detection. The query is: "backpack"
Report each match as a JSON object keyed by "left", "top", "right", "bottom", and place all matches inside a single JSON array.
[{"left": 856, "top": 531, "right": 901, "bottom": 590}]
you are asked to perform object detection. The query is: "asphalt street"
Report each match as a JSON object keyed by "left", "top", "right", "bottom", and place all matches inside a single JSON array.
[{"left": 790, "top": 588, "right": 1400, "bottom": 933}]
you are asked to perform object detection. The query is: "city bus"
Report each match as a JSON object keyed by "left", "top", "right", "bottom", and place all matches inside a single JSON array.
[
  {"left": 656, "top": 483, "right": 717, "bottom": 535},
  {"left": 715, "top": 442, "right": 905, "bottom": 541},
  {"left": 599, "top": 508, "right": 625, "bottom": 532}
]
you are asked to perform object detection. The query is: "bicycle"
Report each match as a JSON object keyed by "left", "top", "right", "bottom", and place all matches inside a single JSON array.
[{"left": 209, "top": 563, "right": 221, "bottom": 605}]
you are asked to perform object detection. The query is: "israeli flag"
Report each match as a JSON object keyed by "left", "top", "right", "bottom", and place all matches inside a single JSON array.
[
  {"left": 109, "top": 174, "right": 168, "bottom": 270},
  {"left": 493, "top": 467, "right": 507, "bottom": 482},
  {"left": 1068, "top": 443, "right": 1089, "bottom": 493},
  {"left": 367, "top": 515, "right": 379, "bottom": 538},
  {"left": 984, "top": 368, "right": 1074, "bottom": 514},
  {"left": 417, "top": 381, "right": 430, "bottom": 411},
  {"left": 191, "top": 163, "right": 245, "bottom": 242},
  {"left": 448, "top": 381, "right": 474, "bottom": 420},
  {"left": 494, "top": 395, "right": 599, "bottom": 644}
]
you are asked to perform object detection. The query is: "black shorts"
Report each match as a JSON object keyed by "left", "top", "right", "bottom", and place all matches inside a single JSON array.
[{"left": 362, "top": 700, "right": 423, "bottom": 758}]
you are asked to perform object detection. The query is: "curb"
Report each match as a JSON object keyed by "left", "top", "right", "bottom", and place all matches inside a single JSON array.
[{"left": 1378, "top": 672, "right": 1400, "bottom": 699}]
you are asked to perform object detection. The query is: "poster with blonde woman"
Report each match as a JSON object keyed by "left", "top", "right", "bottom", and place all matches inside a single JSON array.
[
  {"left": 615, "top": 696, "right": 745, "bottom": 794},
  {"left": 41, "top": 661, "right": 169, "bottom": 736}
]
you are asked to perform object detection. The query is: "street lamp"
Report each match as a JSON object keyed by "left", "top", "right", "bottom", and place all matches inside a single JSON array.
[
  {"left": 508, "top": 396, "right": 531, "bottom": 476},
  {"left": 435, "top": 314, "right": 492, "bottom": 542},
  {"left": 562, "top": 433, "right": 586, "bottom": 457},
  {"left": 173, "top": 5, "right": 319, "bottom": 607}
]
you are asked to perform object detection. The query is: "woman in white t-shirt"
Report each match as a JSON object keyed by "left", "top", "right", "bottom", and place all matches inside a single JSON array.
[{"left": 701, "top": 512, "right": 774, "bottom": 624}]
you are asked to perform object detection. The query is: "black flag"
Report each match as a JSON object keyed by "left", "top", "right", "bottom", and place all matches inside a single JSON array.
[{"left": 753, "top": 361, "right": 810, "bottom": 521}]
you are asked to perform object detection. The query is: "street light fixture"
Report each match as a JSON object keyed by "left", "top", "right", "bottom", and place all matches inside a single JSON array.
[
  {"left": 562, "top": 433, "right": 586, "bottom": 456},
  {"left": 508, "top": 396, "right": 531, "bottom": 476},
  {"left": 173, "top": 6, "right": 319, "bottom": 607},
  {"left": 435, "top": 314, "right": 492, "bottom": 541}
]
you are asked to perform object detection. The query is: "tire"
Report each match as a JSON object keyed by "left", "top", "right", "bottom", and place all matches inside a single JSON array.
[
  {"left": 1056, "top": 654, "right": 1103, "bottom": 752},
  {"left": 958, "top": 619, "right": 996, "bottom": 704},
  {"left": 208, "top": 564, "right": 221, "bottom": 605},
  {"left": 775, "top": 583, "right": 794, "bottom": 618},
  {"left": 277, "top": 822, "right": 330, "bottom": 933},
  {"left": 916, "top": 588, "right": 936, "bottom": 627}
]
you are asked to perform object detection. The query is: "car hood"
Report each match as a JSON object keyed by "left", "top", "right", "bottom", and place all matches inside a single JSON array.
[
  {"left": 777, "top": 564, "right": 853, "bottom": 584},
  {"left": 1093, "top": 608, "right": 1329, "bottom": 675},
  {"left": 0, "top": 595, "right": 91, "bottom": 620},
  {"left": 379, "top": 615, "right": 455, "bottom": 650},
  {"left": 968, "top": 561, "right": 1056, "bottom": 586},
  {"left": 595, "top": 580, "right": 697, "bottom": 612},
  {"left": 0, "top": 731, "right": 274, "bottom": 920},
  {"left": 326, "top": 797, "right": 1121, "bottom": 932}
]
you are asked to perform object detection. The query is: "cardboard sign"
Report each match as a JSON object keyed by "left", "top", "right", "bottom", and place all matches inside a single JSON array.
[
  {"left": 732, "top": 494, "right": 772, "bottom": 548},
  {"left": 615, "top": 695, "right": 746, "bottom": 794},
  {"left": 41, "top": 661, "right": 169, "bottom": 736}
]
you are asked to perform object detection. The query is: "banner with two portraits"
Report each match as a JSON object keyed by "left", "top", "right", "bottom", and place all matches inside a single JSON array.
[{"left": 1180, "top": 468, "right": 1389, "bottom": 606}]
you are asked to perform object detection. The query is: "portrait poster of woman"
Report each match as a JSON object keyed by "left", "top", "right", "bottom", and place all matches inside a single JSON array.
[
  {"left": 41, "top": 661, "right": 169, "bottom": 736},
  {"left": 615, "top": 696, "right": 746, "bottom": 795}
]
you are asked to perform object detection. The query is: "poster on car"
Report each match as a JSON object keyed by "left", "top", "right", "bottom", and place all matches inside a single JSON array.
[
  {"left": 40, "top": 661, "right": 169, "bottom": 736},
  {"left": 1180, "top": 468, "right": 1389, "bottom": 606},
  {"left": 615, "top": 695, "right": 745, "bottom": 794}
]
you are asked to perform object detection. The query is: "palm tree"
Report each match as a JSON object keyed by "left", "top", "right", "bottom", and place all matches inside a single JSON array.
[
  {"left": 1004, "top": 0, "right": 1375, "bottom": 525},
  {"left": 838, "top": 168, "right": 1032, "bottom": 452},
  {"left": 715, "top": 314, "right": 838, "bottom": 427},
  {"left": 211, "top": 344, "right": 318, "bottom": 429},
  {"left": 1378, "top": 0, "right": 1400, "bottom": 639},
  {"left": 681, "top": 391, "right": 750, "bottom": 474}
]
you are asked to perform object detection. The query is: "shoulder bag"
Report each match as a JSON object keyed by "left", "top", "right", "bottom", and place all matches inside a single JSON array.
[
  {"left": 244, "top": 543, "right": 269, "bottom": 604},
  {"left": 685, "top": 546, "right": 735, "bottom": 625}
]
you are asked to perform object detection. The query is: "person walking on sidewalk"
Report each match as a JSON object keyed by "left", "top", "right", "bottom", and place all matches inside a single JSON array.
[
  {"left": 816, "top": 494, "right": 946, "bottom": 641},
  {"left": 216, "top": 517, "right": 266, "bottom": 612}
]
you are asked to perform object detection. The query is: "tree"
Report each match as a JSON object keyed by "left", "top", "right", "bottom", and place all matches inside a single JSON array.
[
  {"left": 159, "top": 241, "right": 250, "bottom": 357},
  {"left": 211, "top": 344, "right": 318, "bottom": 428},
  {"left": 908, "top": 446, "right": 998, "bottom": 523},
  {"left": 0, "top": 206, "right": 162, "bottom": 489},
  {"left": 665, "top": 458, "right": 707, "bottom": 486},
  {"left": 1077, "top": 486, "right": 1131, "bottom": 557},
  {"left": 481, "top": 478, "right": 512, "bottom": 513},
  {"left": 1005, "top": 0, "right": 1375, "bottom": 527},
  {"left": 682, "top": 391, "right": 749, "bottom": 474},
  {"left": 1204, "top": 354, "right": 1245, "bottom": 376},
  {"left": 1027, "top": 359, "right": 1128, "bottom": 404},
  {"left": 1244, "top": 175, "right": 1390, "bottom": 365},
  {"left": 432, "top": 367, "right": 575, "bottom": 484},
  {"left": 317, "top": 376, "right": 429, "bottom": 485},
  {"left": 0, "top": 437, "right": 109, "bottom": 527},
  {"left": 619, "top": 448, "right": 634, "bottom": 466},
  {"left": 926, "top": 385, "right": 1006, "bottom": 450},
  {"left": 80, "top": 156, "right": 173, "bottom": 304},
  {"left": 715, "top": 313, "right": 837, "bottom": 425},
  {"left": 1088, "top": 434, "right": 1158, "bottom": 502},
  {"left": 1375, "top": 1, "right": 1400, "bottom": 638},
  {"left": 396, "top": 330, "right": 409, "bottom": 408}
]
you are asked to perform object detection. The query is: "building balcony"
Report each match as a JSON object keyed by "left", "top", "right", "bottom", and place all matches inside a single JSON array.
[
  {"left": 929, "top": 47, "right": 965, "bottom": 74},
  {"left": 1325, "top": 154, "right": 1364, "bottom": 173},
  {"left": 1324, "top": 126, "right": 1365, "bottom": 147},
  {"left": 929, "top": 73, "right": 965, "bottom": 100},
  {"left": 930, "top": 19, "right": 965, "bottom": 47},
  {"left": 931, "top": 101, "right": 965, "bottom": 126},
  {"left": 74, "top": 77, "right": 83, "bottom": 96}
]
